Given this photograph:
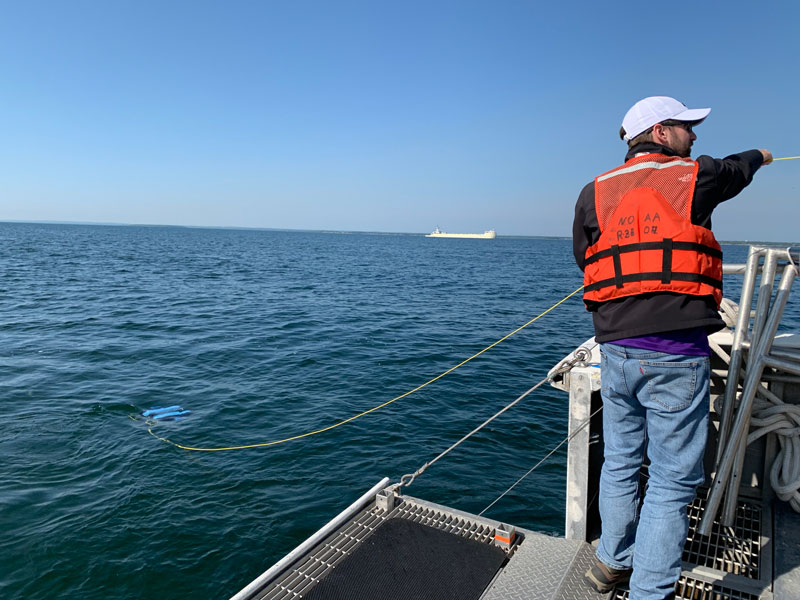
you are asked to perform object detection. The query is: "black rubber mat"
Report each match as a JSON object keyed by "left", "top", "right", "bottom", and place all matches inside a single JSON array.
[{"left": 303, "top": 517, "right": 507, "bottom": 600}]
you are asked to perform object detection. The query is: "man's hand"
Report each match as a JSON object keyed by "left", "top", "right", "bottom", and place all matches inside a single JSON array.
[{"left": 760, "top": 149, "right": 773, "bottom": 165}]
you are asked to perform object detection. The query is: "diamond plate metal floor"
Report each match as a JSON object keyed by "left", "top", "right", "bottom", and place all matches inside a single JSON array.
[{"left": 481, "top": 532, "right": 608, "bottom": 600}]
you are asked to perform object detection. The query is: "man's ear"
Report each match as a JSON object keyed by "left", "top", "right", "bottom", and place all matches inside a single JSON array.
[{"left": 651, "top": 123, "right": 669, "bottom": 146}]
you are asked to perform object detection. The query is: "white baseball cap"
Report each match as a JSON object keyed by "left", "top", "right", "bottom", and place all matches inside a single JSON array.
[{"left": 622, "top": 96, "right": 710, "bottom": 141}]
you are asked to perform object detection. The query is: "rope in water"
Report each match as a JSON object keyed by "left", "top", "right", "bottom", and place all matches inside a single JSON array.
[
  {"left": 773, "top": 156, "right": 800, "bottom": 161},
  {"left": 143, "top": 284, "right": 586, "bottom": 451}
]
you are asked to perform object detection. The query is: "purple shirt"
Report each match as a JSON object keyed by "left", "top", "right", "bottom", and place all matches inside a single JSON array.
[{"left": 613, "top": 327, "right": 711, "bottom": 356}]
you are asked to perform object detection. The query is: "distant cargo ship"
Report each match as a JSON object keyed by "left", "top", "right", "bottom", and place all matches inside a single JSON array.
[{"left": 425, "top": 227, "right": 496, "bottom": 239}]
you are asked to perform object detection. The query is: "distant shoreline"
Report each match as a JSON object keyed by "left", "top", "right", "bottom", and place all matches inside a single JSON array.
[
  {"left": 0, "top": 219, "right": 570, "bottom": 240},
  {"left": 0, "top": 220, "right": 796, "bottom": 245}
]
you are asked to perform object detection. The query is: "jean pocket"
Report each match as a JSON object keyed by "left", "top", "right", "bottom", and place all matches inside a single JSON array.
[{"left": 640, "top": 360, "right": 699, "bottom": 412}]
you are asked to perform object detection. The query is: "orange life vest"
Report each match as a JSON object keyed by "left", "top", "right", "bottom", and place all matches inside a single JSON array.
[{"left": 583, "top": 153, "right": 723, "bottom": 307}]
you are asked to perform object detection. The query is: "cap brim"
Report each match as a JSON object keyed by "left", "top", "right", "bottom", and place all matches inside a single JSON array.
[{"left": 674, "top": 107, "right": 710, "bottom": 124}]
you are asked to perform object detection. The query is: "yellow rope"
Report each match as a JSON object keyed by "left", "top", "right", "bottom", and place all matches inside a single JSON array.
[
  {"left": 145, "top": 284, "right": 586, "bottom": 451},
  {"left": 773, "top": 156, "right": 800, "bottom": 161}
]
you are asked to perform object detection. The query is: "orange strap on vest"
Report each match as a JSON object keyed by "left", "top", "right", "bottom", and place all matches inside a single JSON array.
[{"left": 583, "top": 154, "right": 723, "bottom": 307}]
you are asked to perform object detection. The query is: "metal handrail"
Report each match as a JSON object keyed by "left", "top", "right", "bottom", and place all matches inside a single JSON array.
[{"left": 699, "top": 246, "right": 800, "bottom": 535}]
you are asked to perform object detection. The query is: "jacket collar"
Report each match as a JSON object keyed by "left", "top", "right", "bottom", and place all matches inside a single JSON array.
[{"left": 625, "top": 142, "right": 681, "bottom": 162}]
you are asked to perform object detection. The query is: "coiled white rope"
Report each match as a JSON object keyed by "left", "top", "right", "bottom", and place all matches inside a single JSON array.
[{"left": 748, "top": 386, "right": 800, "bottom": 512}]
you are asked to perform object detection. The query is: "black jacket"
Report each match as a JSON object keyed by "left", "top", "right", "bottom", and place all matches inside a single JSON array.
[{"left": 573, "top": 142, "right": 764, "bottom": 342}]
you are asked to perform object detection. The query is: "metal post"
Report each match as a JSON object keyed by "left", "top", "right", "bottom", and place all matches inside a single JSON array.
[
  {"left": 751, "top": 251, "right": 779, "bottom": 348},
  {"left": 715, "top": 248, "right": 763, "bottom": 468},
  {"left": 722, "top": 251, "right": 779, "bottom": 523},
  {"left": 565, "top": 370, "right": 593, "bottom": 541},
  {"left": 763, "top": 355, "right": 800, "bottom": 377}
]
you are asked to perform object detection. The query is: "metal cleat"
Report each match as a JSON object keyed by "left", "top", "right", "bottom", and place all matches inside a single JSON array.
[
  {"left": 376, "top": 487, "right": 401, "bottom": 512},
  {"left": 493, "top": 524, "right": 516, "bottom": 549}
]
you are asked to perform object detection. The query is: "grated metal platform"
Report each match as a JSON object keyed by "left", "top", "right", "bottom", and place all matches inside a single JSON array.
[
  {"left": 302, "top": 517, "right": 506, "bottom": 600},
  {"left": 243, "top": 495, "right": 517, "bottom": 600},
  {"left": 685, "top": 495, "right": 765, "bottom": 580},
  {"left": 250, "top": 504, "right": 387, "bottom": 599},
  {"left": 609, "top": 494, "right": 772, "bottom": 600},
  {"left": 614, "top": 579, "right": 762, "bottom": 600}
]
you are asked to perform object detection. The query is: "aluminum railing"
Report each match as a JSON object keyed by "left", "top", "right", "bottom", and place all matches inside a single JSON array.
[{"left": 699, "top": 246, "right": 800, "bottom": 535}]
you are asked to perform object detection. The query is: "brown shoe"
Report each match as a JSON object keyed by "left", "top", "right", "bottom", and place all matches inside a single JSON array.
[{"left": 584, "top": 560, "right": 632, "bottom": 594}]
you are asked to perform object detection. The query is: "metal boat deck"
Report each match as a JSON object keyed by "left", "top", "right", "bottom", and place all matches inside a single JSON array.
[{"left": 231, "top": 482, "right": 800, "bottom": 599}]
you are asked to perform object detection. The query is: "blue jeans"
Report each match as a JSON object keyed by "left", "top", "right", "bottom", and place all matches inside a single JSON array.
[{"left": 597, "top": 343, "right": 709, "bottom": 600}]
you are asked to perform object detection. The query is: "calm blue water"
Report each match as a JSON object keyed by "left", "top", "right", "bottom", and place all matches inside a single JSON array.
[{"left": 1, "top": 223, "right": 797, "bottom": 600}]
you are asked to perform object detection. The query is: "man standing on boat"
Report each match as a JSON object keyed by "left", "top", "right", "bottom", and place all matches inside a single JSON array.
[{"left": 573, "top": 96, "right": 772, "bottom": 600}]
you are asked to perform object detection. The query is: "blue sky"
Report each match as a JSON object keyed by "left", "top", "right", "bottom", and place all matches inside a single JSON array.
[{"left": 1, "top": 1, "right": 798, "bottom": 240}]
